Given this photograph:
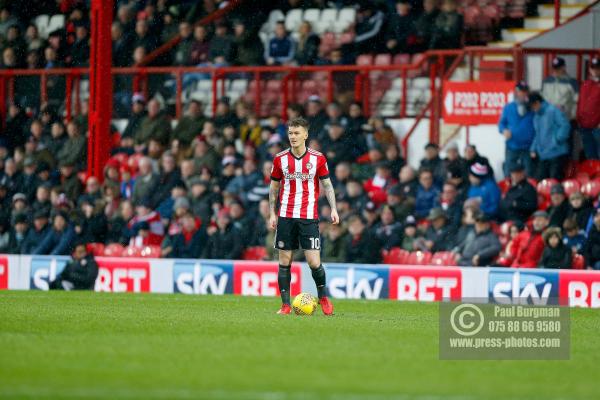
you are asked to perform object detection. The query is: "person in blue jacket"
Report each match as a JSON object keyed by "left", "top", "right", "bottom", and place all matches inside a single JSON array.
[
  {"left": 498, "top": 81, "right": 535, "bottom": 177},
  {"left": 467, "top": 162, "right": 500, "bottom": 218},
  {"left": 528, "top": 92, "right": 571, "bottom": 180},
  {"left": 265, "top": 21, "right": 295, "bottom": 66},
  {"left": 32, "top": 211, "right": 76, "bottom": 255}
]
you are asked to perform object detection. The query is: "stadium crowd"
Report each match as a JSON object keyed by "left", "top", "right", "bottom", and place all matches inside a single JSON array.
[{"left": 0, "top": 0, "right": 599, "bottom": 269}]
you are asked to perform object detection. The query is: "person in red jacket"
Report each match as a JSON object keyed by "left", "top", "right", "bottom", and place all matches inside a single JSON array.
[
  {"left": 511, "top": 210, "right": 549, "bottom": 268},
  {"left": 363, "top": 161, "right": 398, "bottom": 206},
  {"left": 576, "top": 57, "right": 600, "bottom": 159}
]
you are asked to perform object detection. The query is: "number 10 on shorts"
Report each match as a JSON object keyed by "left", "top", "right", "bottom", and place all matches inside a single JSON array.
[{"left": 309, "top": 237, "right": 320, "bottom": 250}]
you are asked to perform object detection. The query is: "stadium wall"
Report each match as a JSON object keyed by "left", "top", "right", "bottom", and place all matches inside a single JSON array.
[{"left": 2, "top": 254, "right": 599, "bottom": 308}]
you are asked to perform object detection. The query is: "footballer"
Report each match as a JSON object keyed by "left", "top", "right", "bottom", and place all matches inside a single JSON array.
[{"left": 269, "top": 117, "right": 339, "bottom": 315}]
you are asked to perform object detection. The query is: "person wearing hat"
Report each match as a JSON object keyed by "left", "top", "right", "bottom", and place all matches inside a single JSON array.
[
  {"left": 528, "top": 91, "right": 571, "bottom": 180},
  {"left": 583, "top": 208, "right": 600, "bottom": 269},
  {"left": 576, "top": 56, "right": 600, "bottom": 159},
  {"left": 546, "top": 184, "right": 570, "bottom": 228},
  {"left": 420, "top": 142, "right": 446, "bottom": 185},
  {"left": 128, "top": 196, "right": 164, "bottom": 246},
  {"left": 32, "top": 210, "right": 76, "bottom": 256},
  {"left": 499, "top": 163, "right": 537, "bottom": 223},
  {"left": 49, "top": 239, "right": 99, "bottom": 291},
  {"left": 541, "top": 57, "right": 579, "bottom": 120},
  {"left": 456, "top": 213, "right": 501, "bottom": 266},
  {"left": 538, "top": 227, "right": 571, "bottom": 269},
  {"left": 170, "top": 211, "right": 208, "bottom": 259},
  {"left": 401, "top": 215, "right": 420, "bottom": 251},
  {"left": 386, "top": 184, "right": 413, "bottom": 223},
  {"left": 498, "top": 81, "right": 535, "bottom": 177},
  {"left": 467, "top": 162, "right": 501, "bottom": 218},
  {"left": 122, "top": 93, "right": 147, "bottom": 139},
  {"left": 510, "top": 210, "right": 549, "bottom": 268},
  {"left": 21, "top": 210, "right": 50, "bottom": 254},
  {"left": 419, "top": 207, "right": 454, "bottom": 252},
  {"left": 11, "top": 193, "right": 29, "bottom": 224}
]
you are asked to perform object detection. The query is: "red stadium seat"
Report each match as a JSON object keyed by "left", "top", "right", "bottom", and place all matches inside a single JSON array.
[
  {"left": 498, "top": 178, "right": 511, "bottom": 195},
  {"left": 140, "top": 245, "right": 162, "bottom": 258},
  {"left": 561, "top": 179, "right": 581, "bottom": 197},
  {"left": 406, "top": 251, "right": 433, "bottom": 266},
  {"left": 430, "top": 252, "right": 458, "bottom": 266},
  {"left": 122, "top": 246, "right": 142, "bottom": 257},
  {"left": 537, "top": 178, "right": 559, "bottom": 199},
  {"left": 572, "top": 254, "right": 585, "bottom": 270},
  {"left": 103, "top": 243, "right": 125, "bottom": 257},
  {"left": 581, "top": 179, "right": 600, "bottom": 199},
  {"left": 382, "top": 247, "right": 410, "bottom": 264},
  {"left": 86, "top": 242, "right": 105, "bottom": 256},
  {"left": 578, "top": 160, "right": 600, "bottom": 178},
  {"left": 393, "top": 53, "right": 410, "bottom": 65},
  {"left": 374, "top": 54, "right": 392, "bottom": 65},
  {"left": 242, "top": 246, "right": 268, "bottom": 260},
  {"left": 575, "top": 172, "right": 590, "bottom": 185},
  {"left": 356, "top": 54, "right": 373, "bottom": 66}
]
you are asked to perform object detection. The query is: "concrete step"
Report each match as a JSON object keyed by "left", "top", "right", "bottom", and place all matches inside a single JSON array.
[
  {"left": 524, "top": 16, "right": 569, "bottom": 29},
  {"left": 501, "top": 28, "right": 543, "bottom": 42},
  {"left": 538, "top": 3, "right": 586, "bottom": 18}
]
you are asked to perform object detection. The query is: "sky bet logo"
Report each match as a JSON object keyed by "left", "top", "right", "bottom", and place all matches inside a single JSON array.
[
  {"left": 30, "top": 257, "right": 68, "bottom": 290},
  {"left": 327, "top": 266, "right": 388, "bottom": 299},
  {"left": 489, "top": 270, "right": 559, "bottom": 305},
  {"left": 173, "top": 261, "right": 233, "bottom": 295}
]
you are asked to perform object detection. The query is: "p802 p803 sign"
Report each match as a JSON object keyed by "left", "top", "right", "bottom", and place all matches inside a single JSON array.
[{"left": 443, "top": 81, "right": 515, "bottom": 125}]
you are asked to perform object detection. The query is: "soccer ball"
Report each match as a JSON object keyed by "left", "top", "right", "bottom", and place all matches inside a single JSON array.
[{"left": 292, "top": 293, "right": 318, "bottom": 315}]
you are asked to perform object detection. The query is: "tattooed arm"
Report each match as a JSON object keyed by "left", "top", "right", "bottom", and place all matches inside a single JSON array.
[
  {"left": 321, "top": 178, "right": 339, "bottom": 224},
  {"left": 268, "top": 180, "right": 280, "bottom": 230}
]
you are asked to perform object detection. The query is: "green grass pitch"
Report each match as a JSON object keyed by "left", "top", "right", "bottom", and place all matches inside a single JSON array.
[{"left": 0, "top": 291, "right": 598, "bottom": 400}]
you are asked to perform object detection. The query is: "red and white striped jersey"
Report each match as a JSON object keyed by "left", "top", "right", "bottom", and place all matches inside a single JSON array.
[{"left": 270, "top": 147, "right": 330, "bottom": 220}]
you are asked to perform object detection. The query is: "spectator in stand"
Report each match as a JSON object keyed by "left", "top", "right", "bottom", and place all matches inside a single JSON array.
[
  {"left": 170, "top": 211, "right": 207, "bottom": 259},
  {"left": 467, "top": 163, "right": 500, "bottom": 218},
  {"left": 539, "top": 227, "right": 572, "bottom": 269},
  {"left": 0, "top": 7, "right": 18, "bottom": 38},
  {"left": 233, "top": 19, "right": 264, "bottom": 66},
  {"left": 151, "top": 152, "right": 182, "bottom": 208},
  {"left": 128, "top": 198, "right": 164, "bottom": 246},
  {"left": 497, "top": 221, "right": 524, "bottom": 267},
  {"left": 464, "top": 144, "right": 493, "bottom": 176},
  {"left": 4, "top": 213, "right": 28, "bottom": 254},
  {"left": 529, "top": 92, "right": 571, "bottom": 180},
  {"left": 56, "top": 120, "right": 87, "bottom": 171},
  {"left": 576, "top": 57, "right": 600, "bottom": 159},
  {"left": 346, "top": 179, "right": 369, "bottom": 213},
  {"left": 132, "top": 157, "right": 159, "bottom": 206},
  {"left": 353, "top": 2, "right": 385, "bottom": 55},
  {"left": 401, "top": 215, "right": 420, "bottom": 251},
  {"left": 121, "top": 93, "right": 146, "bottom": 140},
  {"left": 172, "top": 100, "right": 206, "bottom": 148},
  {"left": 133, "top": 19, "right": 157, "bottom": 53},
  {"left": 510, "top": 210, "right": 549, "bottom": 268},
  {"left": 21, "top": 210, "right": 50, "bottom": 254},
  {"left": 563, "top": 218, "right": 586, "bottom": 254},
  {"left": 76, "top": 196, "right": 108, "bottom": 244},
  {"left": 417, "top": 207, "right": 454, "bottom": 252},
  {"left": 385, "top": 0, "right": 417, "bottom": 55},
  {"left": 345, "top": 214, "right": 382, "bottom": 264},
  {"left": 414, "top": 0, "right": 440, "bottom": 52},
  {"left": 135, "top": 99, "right": 172, "bottom": 149},
  {"left": 49, "top": 240, "right": 98, "bottom": 290},
  {"left": 203, "top": 209, "right": 243, "bottom": 260},
  {"left": 305, "top": 96, "right": 327, "bottom": 139},
  {"left": 499, "top": 163, "right": 537, "bottom": 223},
  {"left": 190, "top": 25, "right": 210, "bottom": 66},
  {"left": 420, "top": 143, "right": 446, "bottom": 185},
  {"left": 541, "top": 57, "right": 579, "bottom": 120},
  {"left": 386, "top": 184, "right": 414, "bottom": 223},
  {"left": 440, "top": 182, "right": 462, "bottom": 230},
  {"left": 33, "top": 211, "right": 76, "bottom": 255},
  {"left": 322, "top": 222, "right": 348, "bottom": 263},
  {"left": 567, "top": 191, "right": 594, "bottom": 231},
  {"left": 430, "top": 0, "right": 463, "bottom": 49},
  {"left": 112, "top": 22, "right": 133, "bottom": 67},
  {"left": 294, "top": 21, "right": 320, "bottom": 65},
  {"left": 457, "top": 213, "right": 501, "bottom": 266},
  {"left": 265, "top": 21, "right": 295, "bottom": 66},
  {"left": 346, "top": 102, "right": 368, "bottom": 139},
  {"left": 321, "top": 122, "right": 355, "bottom": 169},
  {"left": 363, "top": 161, "right": 397, "bottom": 206},
  {"left": 583, "top": 208, "right": 600, "bottom": 269},
  {"left": 443, "top": 142, "right": 468, "bottom": 182},
  {"left": 397, "top": 165, "right": 418, "bottom": 199},
  {"left": 547, "top": 184, "right": 570, "bottom": 228},
  {"left": 209, "top": 22, "right": 234, "bottom": 64},
  {"left": 373, "top": 205, "right": 403, "bottom": 250},
  {"left": 498, "top": 81, "right": 536, "bottom": 177},
  {"left": 452, "top": 205, "right": 478, "bottom": 253},
  {"left": 173, "top": 22, "right": 194, "bottom": 66},
  {"left": 69, "top": 21, "right": 90, "bottom": 67},
  {"left": 58, "top": 160, "right": 82, "bottom": 202},
  {"left": 415, "top": 168, "right": 440, "bottom": 219}
]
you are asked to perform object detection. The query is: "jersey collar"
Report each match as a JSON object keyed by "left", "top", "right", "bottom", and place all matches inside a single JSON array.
[{"left": 290, "top": 148, "right": 308, "bottom": 160}]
